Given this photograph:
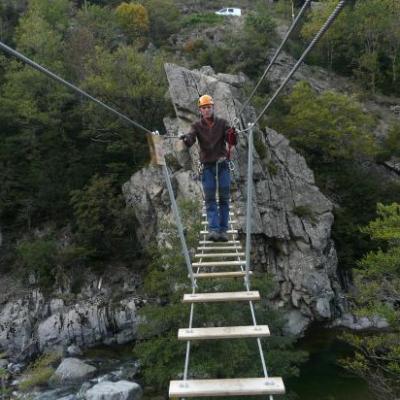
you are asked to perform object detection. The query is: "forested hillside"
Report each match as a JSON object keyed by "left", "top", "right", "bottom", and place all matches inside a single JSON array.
[{"left": 0, "top": 0, "right": 400, "bottom": 398}]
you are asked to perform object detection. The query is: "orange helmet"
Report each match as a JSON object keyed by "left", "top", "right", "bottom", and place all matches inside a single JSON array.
[{"left": 198, "top": 94, "right": 214, "bottom": 108}]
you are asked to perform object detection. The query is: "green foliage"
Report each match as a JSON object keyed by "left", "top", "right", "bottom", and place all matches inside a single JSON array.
[
  {"left": 81, "top": 45, "right": 169, "bottom": 165},
  {"left": 340, "top": 203, "right": 400, "bottom": 399},
  {"left": 70, "top": 174, "right": 138, "bottom": 265},
  {"left": 301, "top": 0, "right": 400, "bottom": 94},
  {"left": 268, "top": 82, "right": 400, "bottom": 274},
  {"left": 16, "top": 234, "right": 89, "bottom": 288},
  {"left": 134, "top": 200, "right": 307, "bottom": 393},
  {"left": 115, "top": 2, "right": 149, "bottom": 41},
  {"left": 0, "top": 366, "right": 11, "bottom": 398},
  {"left": 189, "top": 2, "right": 276, "bottom": 78},
  {"left": 18, "top": 352, "right": 61, "bottom": 391},
  {"left": 292, "top": 205, "right": 316, "bottom": 223},
  {"left": 272, "top": 81, "right": 377, "bottom": 164},
  {"left": 376, "top": 123, "right": 400, "bottom": 162},
  {"left": 74, "top": 4, "right": 121, "bottom": 50},
  {"left": 0, "top": 0, "right": 171, "bottom": 282},
  {"left": 253, "top": 130, "right": 267, "bottom": 159},
  {"left": 139, "top": 0, "right": 180, "bottom": 45},
  {"left": 180, "top": 12, "right": 224, "bottom": 28}
]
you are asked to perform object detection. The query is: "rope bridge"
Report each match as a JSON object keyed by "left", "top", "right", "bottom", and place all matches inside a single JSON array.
[{"left": 0, "top": 1, "right": 348, "bottom": 397}]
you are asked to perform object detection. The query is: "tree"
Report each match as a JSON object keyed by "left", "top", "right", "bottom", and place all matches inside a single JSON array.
[
  {"left": 301, "top": 0, "right": 400, "bottom": 94},
  {"left": 273, "top": 81, "right": 376, "bottom": 164},
  {"left": 341, "top": 203, "right": 400, "bottom": 400},
  {"left": 140, "top": 0, "right": 180, "bottom": 46},
  {"left": 80, "top": 44, "right": 169, "bottom": 170},
  {"left": 115, "top": 2, "right": 149, "bottom": 41},
  {"left": 70, "top": 174, "right": 138, "bottom": 265}
]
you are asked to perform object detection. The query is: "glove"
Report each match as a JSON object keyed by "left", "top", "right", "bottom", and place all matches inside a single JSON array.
[
  {"left": 179, "top": 134, "right": 190, "bottom": 146},
  {"left": 226, "top": 127, "right": 236, "bottom": 144}
]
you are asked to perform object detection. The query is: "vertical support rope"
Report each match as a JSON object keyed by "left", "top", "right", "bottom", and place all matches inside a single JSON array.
[
  {"left": 162, "top": 164, "right": 196, "bottom": 289},
  {"left": 245, "top": 124, "right": 254, "bottom": 287},
  {"left": 238, "top": 0, "right": 313, "bottom": 117},
  {"left": 253, "top": 0, "right": 347, "bottom": 126}
]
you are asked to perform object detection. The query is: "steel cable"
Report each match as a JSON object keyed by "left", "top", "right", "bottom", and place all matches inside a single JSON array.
[
  {"left": 238, "top": 0, "right": 313, "bottom": 118},
  {"left": 0, "top": 40, "right": 153, "bottom": 134},
  {"left": 252, "top": 0, "right": 347, "bottom": 127}
]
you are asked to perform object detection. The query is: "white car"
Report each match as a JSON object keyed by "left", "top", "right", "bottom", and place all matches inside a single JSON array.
[{"left": 215, "top": 7, "right": 242, "bottom": 17}]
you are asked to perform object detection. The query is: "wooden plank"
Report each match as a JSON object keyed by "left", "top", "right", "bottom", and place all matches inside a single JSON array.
[
  {"left": 199, "top": 240, "right": 240, "bottom": 245},
  {"left": 194, "top": 253, "right": 245, "bottom": 258},
  {"left": 178, "top": 325, "right": 270, "bottom": 340},
  {"left": 169, "top": 377, "right": 285, "bottom": 397},
  {"left": 202, "top": 212, "right": 234, "bottom": 217},
  {"left": 192, "top": 260, "right": 246, "bottom": 267},
  {"left": 182, "top": 291, "right": 260, "bottom": 303},
  {"left": 200, "top": 230, "right": 237, "bottom": 234},
  {"left": 202, "top": 220, "right": 238, "bottom": 225},
  {"left": 197, "top": 246, "right": 242, "bottom": 251},
  {"left": 193, "top": 271, "right": 251, "bottom": 279}
]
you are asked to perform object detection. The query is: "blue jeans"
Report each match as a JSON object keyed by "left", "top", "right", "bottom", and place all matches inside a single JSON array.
[{"left": 202, "top": 160, "right": 231, "bottom": 233}]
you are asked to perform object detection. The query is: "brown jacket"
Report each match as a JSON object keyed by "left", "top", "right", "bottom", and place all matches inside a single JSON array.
[{"left": 184, "top": 116, "right": 236, "bottom": 163}]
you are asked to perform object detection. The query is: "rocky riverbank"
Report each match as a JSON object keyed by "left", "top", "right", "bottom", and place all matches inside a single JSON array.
[{"left": 0, "top": 344, "right": 142, "bottom": 400}]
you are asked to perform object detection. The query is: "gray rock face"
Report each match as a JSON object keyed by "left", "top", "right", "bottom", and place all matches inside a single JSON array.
[
  {"left": 123, "top": 63, "right": 343, "bottom": 335},
  {"left": 331, "top": 313, "right": 390, "bottom": 330},
  {"left": 85, "top": 381, "right": 142, "bottom": 400},
  {"left": 53, "top": 358, "right": 97, "bottom": 383},
  {"left": 67, "top": 344, "right": 83, "bottom": 357},
  {"left": 0, "top": 268, "right": 140, "bottom": 361}
]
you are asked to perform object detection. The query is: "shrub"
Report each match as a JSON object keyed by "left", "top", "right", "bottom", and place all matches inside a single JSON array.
[
  {"left": 115, "top": 2, "right": 149, "bottom": 39},
  {"left": 17, "top": 238, "right": 58, "bottom": 288},
  {"left": 180, "top": 12, "right": 224, "bottom": 28},
  {"left": 293, "top": 205, "right": 316, "bottom": 223},
  {"left": 19, "top": 352, "right": 61, "bottom": 391}
]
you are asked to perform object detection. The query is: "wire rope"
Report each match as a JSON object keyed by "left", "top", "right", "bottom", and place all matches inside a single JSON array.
[
  {"left": 0, "top": 40, "right": 153, "bottom": 134},
  {"left": 252, "top": 0, "right": 347, "bottom": 127},
  {"left": 238, "top": 0, "right": 313, "bottom": 118}
]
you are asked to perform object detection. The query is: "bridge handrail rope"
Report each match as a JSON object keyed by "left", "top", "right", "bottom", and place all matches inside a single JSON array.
[
  {"left": 237, "top": 0, "right": 313, "bottom": 119},
  {"left": 0, "top": 41, "right": 152, "bottom": 134},
  {"left": 236, "top": 0, "right": 347, "bottom": 134}
]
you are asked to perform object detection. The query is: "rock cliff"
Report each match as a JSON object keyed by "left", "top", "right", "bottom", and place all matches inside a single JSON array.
[
  {"left": 0, "top": 268, "right": 141, "bottom": 362},
  {"left": 123, "top": 63, "right": 343, "bottom": 335}
]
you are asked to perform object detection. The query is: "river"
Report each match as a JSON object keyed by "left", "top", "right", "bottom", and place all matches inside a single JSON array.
[{"left": 288, "top": 324, "right": 374, "bottom": 400}]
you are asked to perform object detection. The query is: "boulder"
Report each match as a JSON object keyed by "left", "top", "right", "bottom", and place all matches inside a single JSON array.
[
  {"left": 123, "top": 63, "right": 344, "bottom": 335},
  {"left": 52, "top": 358, "right": 97, "bottom": 383},
  {"left": 66, "top": 344, "right": 83, "bottom": 357},
  {"left": 85, "top": 381, "right": 142, "bottom": 400},
  {"left": 331, "top": 313, "right": 390, "bottom": 330},
  {"left": 0, "top": 268, "right": 140, "bottom": 361}
]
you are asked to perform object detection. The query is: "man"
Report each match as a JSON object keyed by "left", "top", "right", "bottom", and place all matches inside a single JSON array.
[{"left": 180, "top": 94, "right": 237, "bottom": 242}]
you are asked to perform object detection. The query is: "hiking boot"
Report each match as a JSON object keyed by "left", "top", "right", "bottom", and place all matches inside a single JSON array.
[
  {"left": 218, "top": 231, "right": 229, "bottom": 242},
  {"left": 206, "top": 231, "right": 219, "bottom": 241}
]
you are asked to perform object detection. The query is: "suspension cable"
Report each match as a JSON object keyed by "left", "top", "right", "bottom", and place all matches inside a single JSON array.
[
  {"left": 0, "top": 40, "right": 153, "bottom": 134},
  {"left": 238, "top": 0, "right": 313, "bottom": 118},
  {"left": 251, "top": 0, "right": 347, "bottom": 127}
]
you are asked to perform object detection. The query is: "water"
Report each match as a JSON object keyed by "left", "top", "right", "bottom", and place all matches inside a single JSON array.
[{"left": 288, "top": 324, "right": 374, "bottom": 400}]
